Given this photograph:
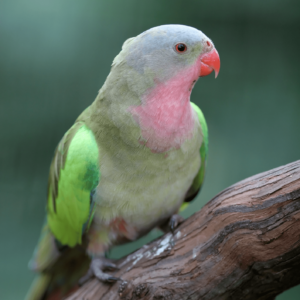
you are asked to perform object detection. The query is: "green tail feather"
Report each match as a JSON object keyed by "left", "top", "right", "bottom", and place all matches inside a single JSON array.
[
  {"left": 26, "top": 245, "right": 91, "bottom": 300},
  {"left": 24, "top": 274, "right": 50, "bottom": 300}
]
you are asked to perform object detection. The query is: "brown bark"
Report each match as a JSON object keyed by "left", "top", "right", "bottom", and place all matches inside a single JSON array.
[{"left": 66, "top": 160, "right": 300, "bottom": 300}]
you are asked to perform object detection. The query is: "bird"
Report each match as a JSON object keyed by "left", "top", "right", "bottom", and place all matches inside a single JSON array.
[{"left": 25, "top": 24, "right": 220, "bottom": 300}]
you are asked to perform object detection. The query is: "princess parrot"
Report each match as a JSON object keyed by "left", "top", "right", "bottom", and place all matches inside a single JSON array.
[{"left": 25, "top": 24, "right": 220, "bottom": 300}]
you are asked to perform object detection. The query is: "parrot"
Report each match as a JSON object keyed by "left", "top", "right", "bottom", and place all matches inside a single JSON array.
[{"left": 25, "top": 24, "right": 220, "bottom": 300}]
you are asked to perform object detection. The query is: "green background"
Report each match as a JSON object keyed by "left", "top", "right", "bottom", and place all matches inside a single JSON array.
[{"left": 1, "top": 0, "right": 299, "bottom": 299}]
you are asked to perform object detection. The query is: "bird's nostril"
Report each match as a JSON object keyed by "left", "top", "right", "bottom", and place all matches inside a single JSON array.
[{"left": 206, "top": 41, "right": 211, "bottom": 47}]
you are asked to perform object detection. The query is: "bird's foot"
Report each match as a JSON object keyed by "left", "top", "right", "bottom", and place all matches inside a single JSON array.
[
  {"left": 78, "top": 257, "right": 120, "bottom": 285},
  {"left": 159, "top": 214, "right": 184, "bottom": 234},
  {"left": 169, "top": 214, "right": 184, "bottom": 233}
]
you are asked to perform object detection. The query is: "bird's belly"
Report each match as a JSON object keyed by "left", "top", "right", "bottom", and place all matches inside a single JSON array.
[{"left": 92, "top": 136, "right": 201, "bottom": 246}]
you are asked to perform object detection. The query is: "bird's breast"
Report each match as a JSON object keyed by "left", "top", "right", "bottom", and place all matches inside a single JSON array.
[
  {"left": 129, "top": 72, "right": 198, "bottom": 153},
  {"left": 94, "top": 122, "right": 202, "bottom": 235}
]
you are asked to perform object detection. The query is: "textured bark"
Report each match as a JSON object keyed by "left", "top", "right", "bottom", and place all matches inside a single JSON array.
[{"left": 66, "top": 160, "right": 300, "bottom": 300}]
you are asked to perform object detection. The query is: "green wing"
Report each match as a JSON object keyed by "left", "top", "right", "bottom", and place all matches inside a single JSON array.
[
  {"left": 181, "top": 102, "right": 208, "bottom": 211},
  {"left": 47, "top": 122, "right": 100, "bottom": 247}
]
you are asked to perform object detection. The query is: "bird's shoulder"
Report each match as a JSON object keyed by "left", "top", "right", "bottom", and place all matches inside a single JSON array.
[{"left": 181, "top": 102, "right": 208, "bottom": 208}]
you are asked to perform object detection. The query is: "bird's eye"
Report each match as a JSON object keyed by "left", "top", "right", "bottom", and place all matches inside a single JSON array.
[
  {"left": 206, "top": 41, "right": 211, "bottom": 46},
  {"left": 175, "top": 43, "right": 187, "bottom": 53}
]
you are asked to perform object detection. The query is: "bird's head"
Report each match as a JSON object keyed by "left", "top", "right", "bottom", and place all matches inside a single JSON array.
[{"left": 111, "top": 24, "right": 220, "bottom": 97}]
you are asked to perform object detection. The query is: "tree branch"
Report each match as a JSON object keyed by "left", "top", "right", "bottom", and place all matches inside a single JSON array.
[{"left": 67, "top": 160, "right": 300, "bottom": 300}]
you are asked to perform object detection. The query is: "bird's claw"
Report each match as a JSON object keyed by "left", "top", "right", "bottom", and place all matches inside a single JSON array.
[
  {"left": 169, "top": 214, "right": 184, "bottom": 233},
  {"left": 102, "top": 261, "right": 120, "bottom": 272},
  {"left": 78, "top": 257, "right": 120, "bottom": 285}
]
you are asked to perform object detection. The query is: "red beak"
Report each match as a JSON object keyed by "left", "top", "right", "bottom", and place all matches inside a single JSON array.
[{"left": 199, "top": 48, "right": 220, "bottom": 78}]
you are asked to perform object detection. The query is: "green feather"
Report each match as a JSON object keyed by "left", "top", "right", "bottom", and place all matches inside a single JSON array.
[
  {"left": 24, "top": 274, "right": 51, "bottom": 300},
  {"left": 191, "top": 101, "right": 208, "bottom": 190},
  {"left": 47, "top": 124, "right": 100, "bottom": 247},
  {"left": 180, "top": 102, "right": 208, "bottom": 209}
]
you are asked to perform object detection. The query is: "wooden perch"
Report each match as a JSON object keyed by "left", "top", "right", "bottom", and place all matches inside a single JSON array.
[{"left": 66, "top": 160, "right": 300, "bottom": 300}]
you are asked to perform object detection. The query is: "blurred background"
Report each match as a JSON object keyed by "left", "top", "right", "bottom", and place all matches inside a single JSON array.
[{"left": 1, "top": 0, "right": 300, "bottom": 299}]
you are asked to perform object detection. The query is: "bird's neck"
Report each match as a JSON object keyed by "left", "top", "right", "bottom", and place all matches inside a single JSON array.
[
  {"left": 129, "top": 77, "right": 196, "bottom": 153},
  {"left": 129, "top": 63, "right": 200, "bottom": 153},
  {"left": 91, "top": 63, "right": 199, "bottom": 153}
]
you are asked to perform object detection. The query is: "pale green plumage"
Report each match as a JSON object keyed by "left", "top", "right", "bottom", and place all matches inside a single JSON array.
[
  {"left": 76, "top": 98, "right": 203, "bottom": 255},
  {"left": 25, "top": 274, "right": 51, "bottom": 300},
  {"left": 30, "top": 101, "right": 207, "bottom": 272},
  {"left": 180, "top": 103, "right": 208, "bottom": 211},
  {"left": 189, "top": 102, "right": 208, "bottom": 194},
  {"left": 29, "top": 222, "right": 59, "bottom": 271}
]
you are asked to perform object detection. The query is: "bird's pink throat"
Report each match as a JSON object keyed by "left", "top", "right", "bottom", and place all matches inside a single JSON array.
[{"left": 130, "top": 60, "right": 201, "bottom": 153}]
